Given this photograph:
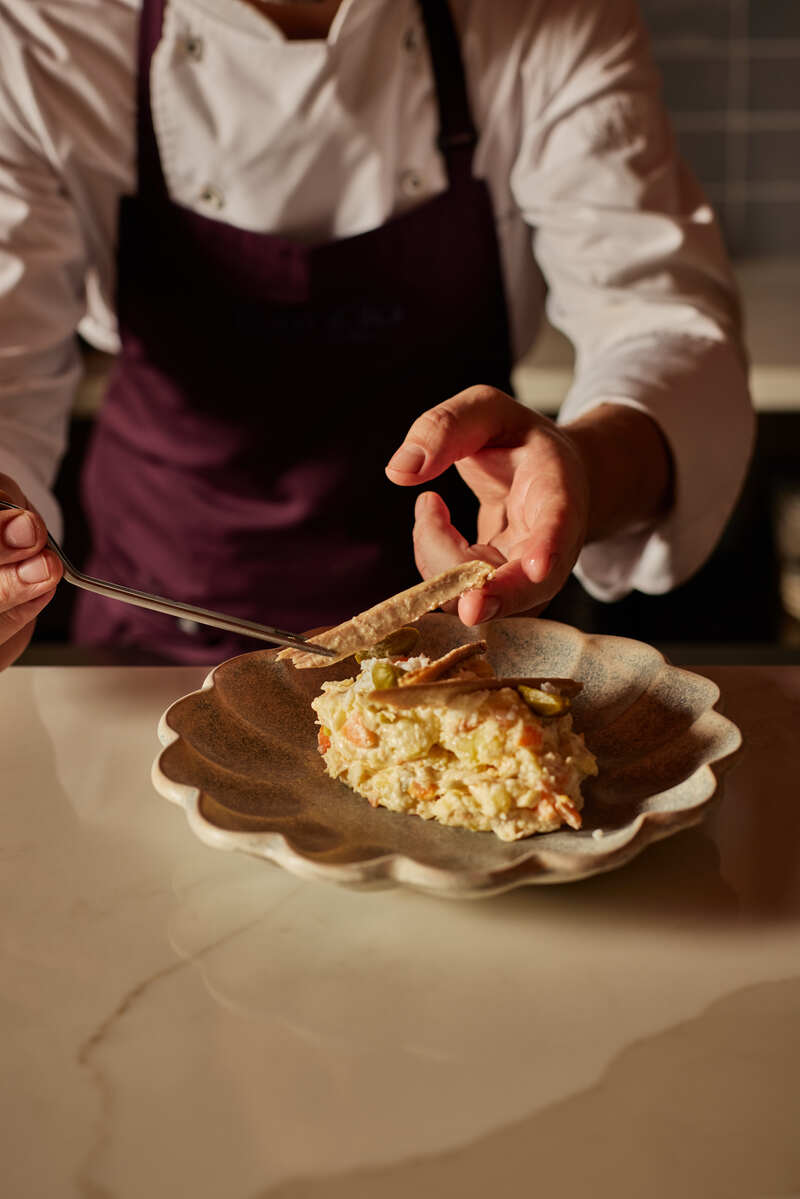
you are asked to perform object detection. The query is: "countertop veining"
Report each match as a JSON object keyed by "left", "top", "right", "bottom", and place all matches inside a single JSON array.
[{"left": 2, "top": 661, "right": 799, "bottom": 1197}]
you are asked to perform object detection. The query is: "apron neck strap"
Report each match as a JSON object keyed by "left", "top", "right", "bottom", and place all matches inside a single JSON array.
[
  {"left": 135, "top": 0, "right": 169, "bottom": 198},
  {"left": 417, "top": 0, "right": 478, "bottom": 185}
]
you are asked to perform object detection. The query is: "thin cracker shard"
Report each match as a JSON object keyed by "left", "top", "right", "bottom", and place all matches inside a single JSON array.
[
  {"left": 279, "top": 559, "right": 494, "bottom": 668},
  {"left": 366, "top": 676, "right": 583, "bottom": 708},
  {"left": 399, "top": 640, "right": 489, "bottom": 686}
]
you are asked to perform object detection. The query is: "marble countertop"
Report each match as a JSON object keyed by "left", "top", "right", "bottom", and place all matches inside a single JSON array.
[{"left": 3, "top": 663, "right": 800, "bottom": 1198}]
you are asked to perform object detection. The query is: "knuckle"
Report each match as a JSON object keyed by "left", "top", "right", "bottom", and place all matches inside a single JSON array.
[
  {"left": 0, "top": 588, "right": 50, "bottom": 637},
  {"left": 0, "top": 556, "right": 54, "bottom": 609},
  {"left": 0, "top": 567, "right": 19, "bottom": 610},
  {"left": 464, "top": 384, "right": 501, "bottom": 407},
  {"left": 417, "top": 403, "right": 459, "bottom": 443}
]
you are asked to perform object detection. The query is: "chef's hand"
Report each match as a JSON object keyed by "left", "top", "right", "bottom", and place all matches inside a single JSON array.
[
  {"left": 385, "top": 386, "right": 672, "bottom": 625},
  {"left": 0, "top": 474, "right": 63, "bottom": 668}
]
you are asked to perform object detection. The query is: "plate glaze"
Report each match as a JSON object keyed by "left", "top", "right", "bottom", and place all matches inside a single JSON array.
[{"left": 152, "top": 615, "right": 742, "bottom": 897}]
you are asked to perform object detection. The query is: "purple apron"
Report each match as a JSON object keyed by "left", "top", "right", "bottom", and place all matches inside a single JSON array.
[{"left": 75, "top": 0, "right": 513, "bottom": 663}]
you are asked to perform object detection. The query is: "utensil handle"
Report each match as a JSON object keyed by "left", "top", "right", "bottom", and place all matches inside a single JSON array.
[
  {"left": 62, "top": 570, "right": 317, "bottom": 650},
  {"left": 0, "top": 499, "right": 336, "bottom": 656}
]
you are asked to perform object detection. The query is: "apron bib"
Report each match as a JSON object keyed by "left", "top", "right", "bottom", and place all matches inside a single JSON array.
[{"left": 75, "top": 0, "right": 514, "bottom": 662}]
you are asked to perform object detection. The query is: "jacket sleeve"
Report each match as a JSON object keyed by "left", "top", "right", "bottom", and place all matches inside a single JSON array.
[
  {"left": 0, "top": 119, "right": 84, "bottom": 536},
  {"left": 0, "top": 1, "right": 135, "bottom": 536},
  {"left": 509, "top": 0, "right": 755, "bottom": 599}
]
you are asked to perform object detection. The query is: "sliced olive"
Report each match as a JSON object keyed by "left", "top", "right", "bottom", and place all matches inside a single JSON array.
[
  {"left": 371, "top": 661, "right": 400, "bottom": 690},
  {"left": 517, "top": 685, "right": 570, "bottom": 717},
  {"left": 355, "top": 626, "right": 421, "bottom": 662}
]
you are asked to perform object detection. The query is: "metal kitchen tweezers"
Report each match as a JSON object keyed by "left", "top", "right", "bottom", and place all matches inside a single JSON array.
[{"left": 0, "top": 499, "right": 337, "bottom": 656}]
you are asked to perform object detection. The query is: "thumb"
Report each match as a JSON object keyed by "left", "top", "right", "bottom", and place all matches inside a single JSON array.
[{"left": 386, "top": 386, "right": 531, "bottom": 484}]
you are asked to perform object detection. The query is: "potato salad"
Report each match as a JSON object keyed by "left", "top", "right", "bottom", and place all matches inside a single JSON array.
[{"left": 311, "top": 639, "right": 598, "bottom": 841}]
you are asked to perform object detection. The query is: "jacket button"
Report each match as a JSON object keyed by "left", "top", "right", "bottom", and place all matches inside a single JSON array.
[
  {"left": 199, "top": 184, "right": 225, "bottom": 210},
  {"left": 184, "top": 34, "right": 204, "bottom": 61},
  {"left": 403, "top": 27, "right": 420, "bottom": 52},
  {"left": 400, "top": 170, "right": 423, "bottom": 196}
]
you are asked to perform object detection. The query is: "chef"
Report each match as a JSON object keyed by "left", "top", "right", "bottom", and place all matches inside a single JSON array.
[{"left": 0, "top": 0, "right": 754, "bottom": 666}]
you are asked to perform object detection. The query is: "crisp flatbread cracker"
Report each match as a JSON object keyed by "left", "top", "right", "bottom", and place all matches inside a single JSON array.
[
  {"left": 399, "top": 640, "right": 489, "bottom": 686},
  {"left": 367, "top": 677, "right": 583, "bottom": 708},
  {"left": 279, "top": 559, "right": 494, "bottom": 669}
]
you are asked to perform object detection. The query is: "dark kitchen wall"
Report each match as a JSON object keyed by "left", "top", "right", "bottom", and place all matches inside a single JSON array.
[{"left": 640, "top": 0, "right": 800, "bottom": 255}]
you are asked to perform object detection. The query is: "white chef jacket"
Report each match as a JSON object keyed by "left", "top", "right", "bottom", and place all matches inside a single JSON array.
[{"left": 0, "top": 0, "right": 754, "bottom": 600}]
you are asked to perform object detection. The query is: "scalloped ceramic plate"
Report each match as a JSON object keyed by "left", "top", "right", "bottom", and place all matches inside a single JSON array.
[{"left": 152, "top": 614, "right": 742, "bottom": 897}]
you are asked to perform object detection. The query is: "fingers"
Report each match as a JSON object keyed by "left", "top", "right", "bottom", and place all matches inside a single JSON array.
[
  {"left": 0, "top": 495, "right": 62, "bottom": 667},
  {"left": 507, "top": 462, "right": 573, "bottom": 582},
  {"left": 0, "top": 589, "right": 57, "bottom": 669},
  {"left": 386, "top": 386, "right": 532, "bottom": 485},
  {"left": 412, "top": 491, "right": 506, "bottom": 616},
  {"left": 457, "top": 555, "right": 563, "bottom": 626},
  {"left": 0, "top": 501, "right": 48, "bottom": 561},
  {"left": 476, "top": 498, "right": 507, "bottom": 545},
  {"left": 393, "top": 393, "right": 591, "bottom": 629},
  {"left": 461, "top": 427, "right": 588, "bottom": 622},
  {"left": 413, "top": 491, "right": 504, "bottom": 572},
  {"left": 458, "top": 484, "right": 581, "bottom": 625},
  {"left": 411, "top": 490, "right": 571, "bottom": 624},
  {"left": 457, "top": 475, "right": 581, "bottom": 624},
  {"left": 0, "top": 553, "right": 61, "bottom": 618},
  {"left": 412, "top": 491, "right": 470, "bottom": 578}
]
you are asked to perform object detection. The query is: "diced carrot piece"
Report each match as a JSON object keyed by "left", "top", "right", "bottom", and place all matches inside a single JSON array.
[
  {"left": 342, "top": 711, "right": 378, "bottom": 748},
  {"left": 317, "top": 728, "right": 331, "bottom": 753},
  {"left": 554, "top": 795, "right": 582, "bottom": 830},
  {"left": 518, "top": 723, "right": 542, "bottom": 750}
]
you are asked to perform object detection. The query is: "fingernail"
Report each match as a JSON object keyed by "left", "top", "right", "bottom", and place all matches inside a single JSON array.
[
  {"left": 18, "top": 554, "right": 51, "bottom": 584},
  {"left": 388, "top": 444, "right": 426, "bottom": 474},
  {"left": 527, "top": 553, "right": 559, "bottom": 584},
  {"left": 479, "top": 597, "right": 502, "bottom": 622},
  {"left": 4, "top": 512, "right": 36, "bottom": 549}
]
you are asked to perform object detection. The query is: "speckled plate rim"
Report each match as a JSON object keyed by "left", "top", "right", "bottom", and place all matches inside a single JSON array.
[{"left": 151, "top": 625, "right": 744, "bottom": 898}]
